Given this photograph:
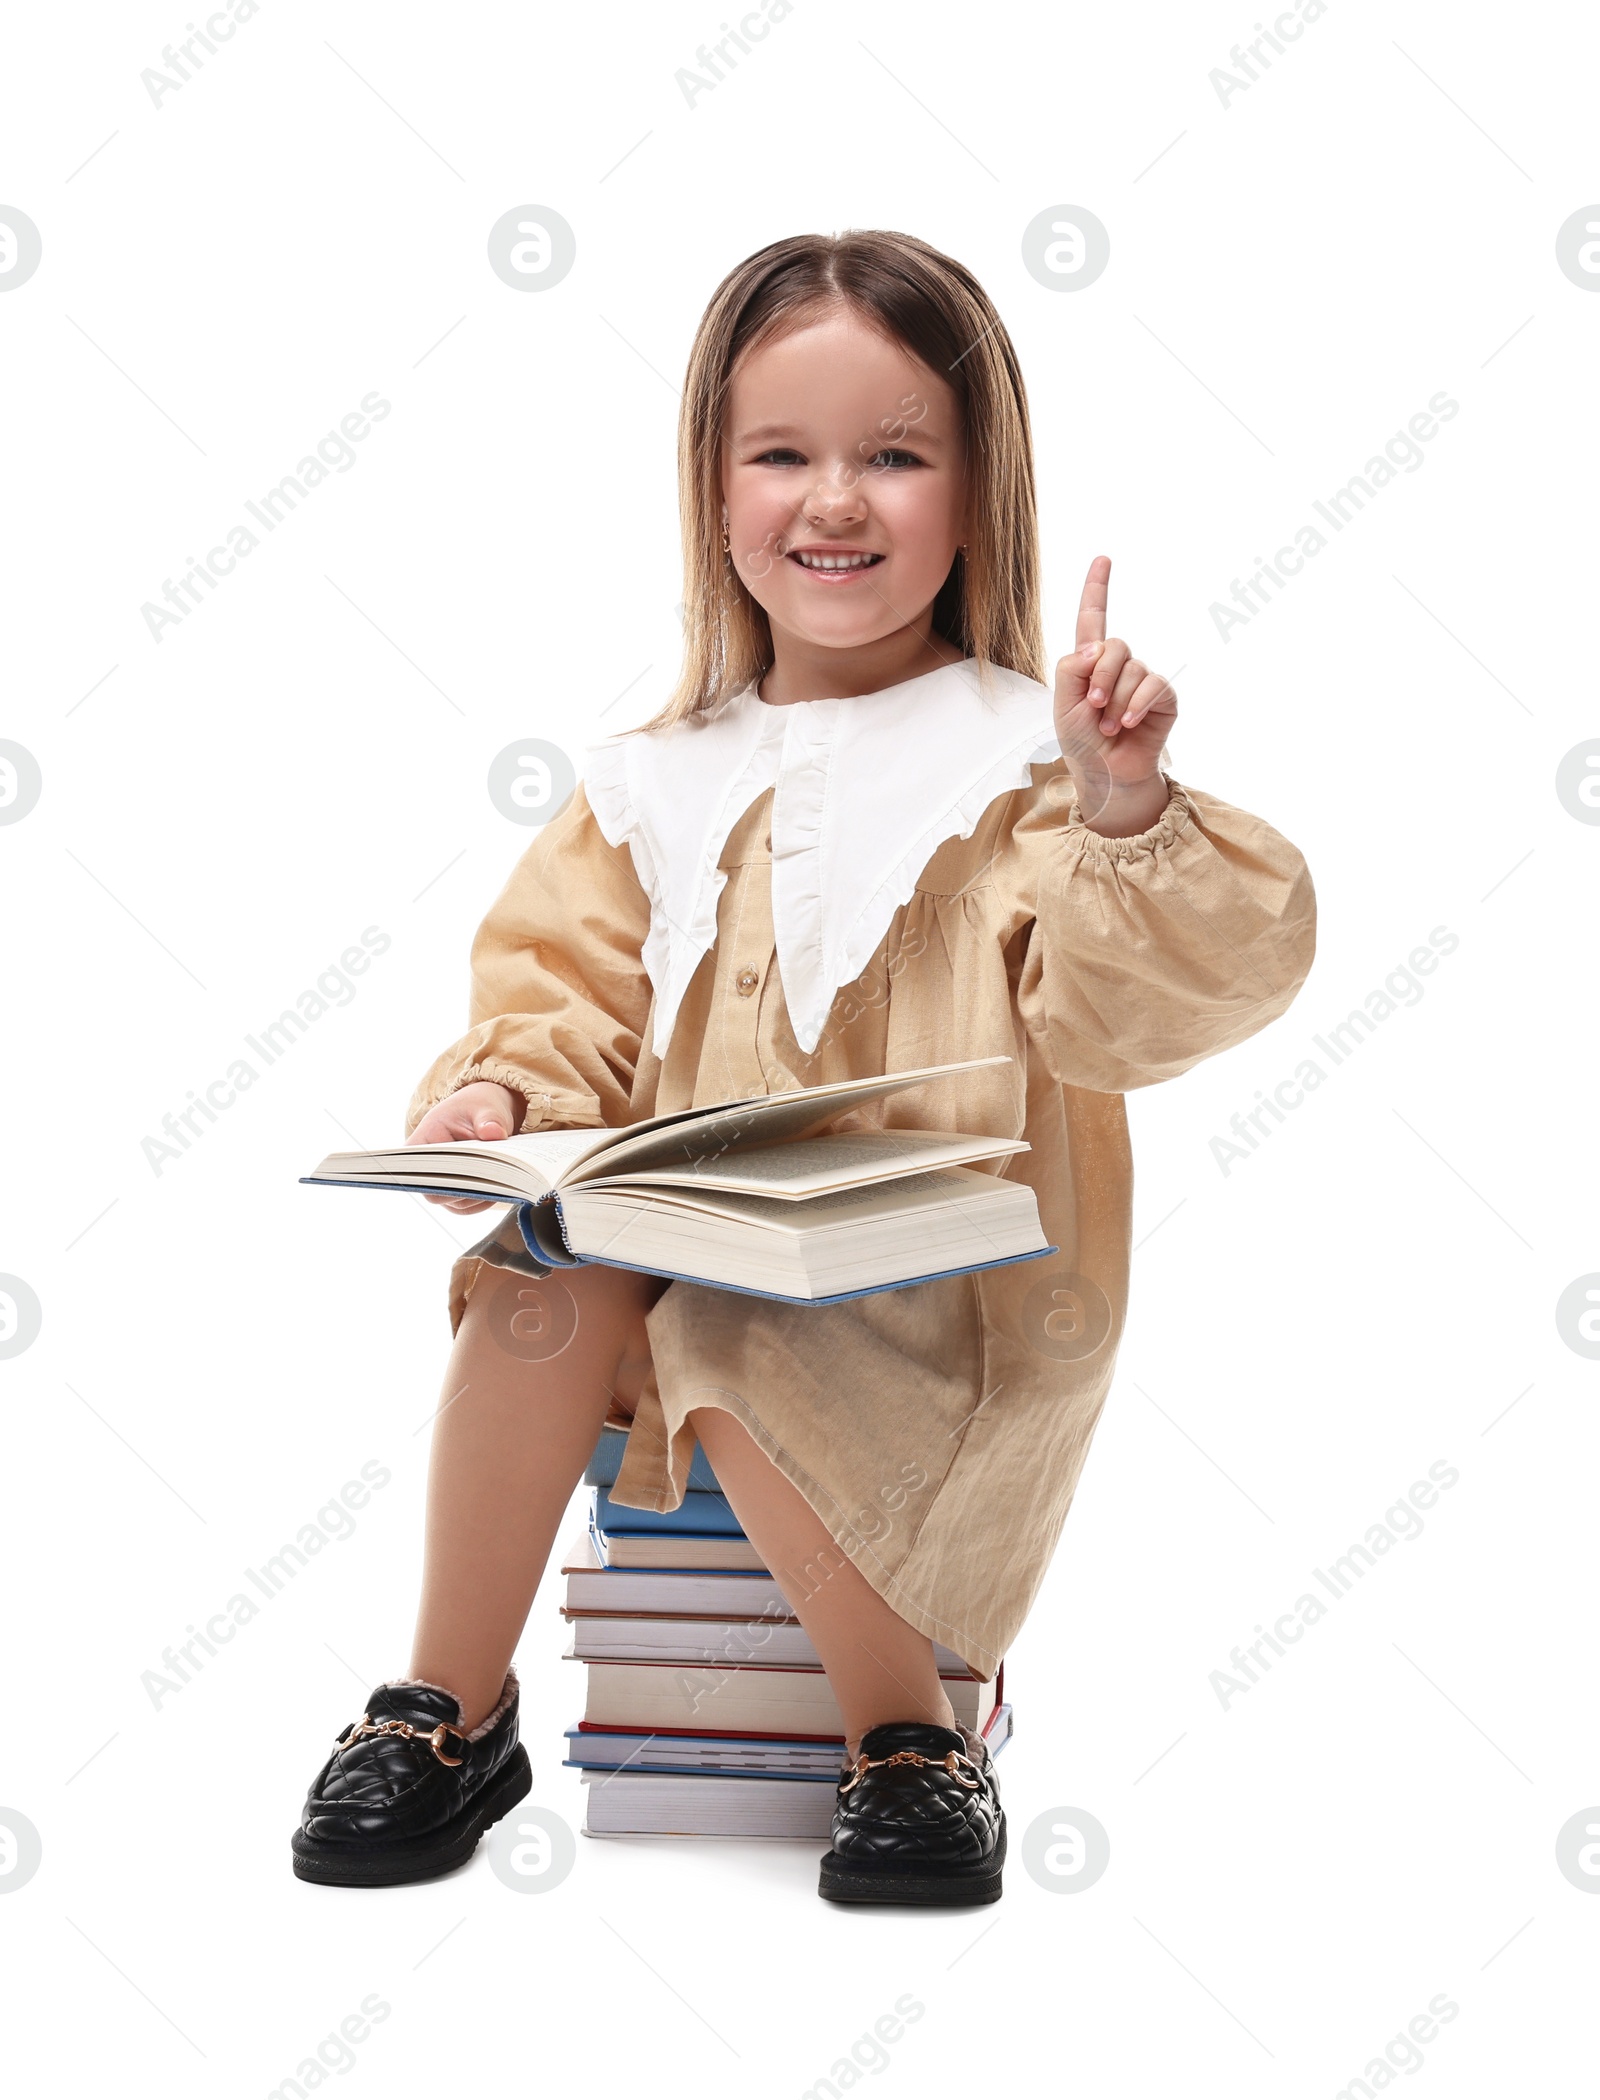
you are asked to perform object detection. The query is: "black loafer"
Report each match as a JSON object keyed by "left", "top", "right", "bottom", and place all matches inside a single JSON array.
[
  {"left": 291, "top": 1670, "right": 530, "bottom": 1887},
  {"left": 818, "top": 1718, "right": 1005, "bottom": 1906}
]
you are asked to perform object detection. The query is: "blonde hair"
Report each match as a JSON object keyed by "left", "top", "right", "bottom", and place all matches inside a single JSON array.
[{"left": 630, "top": 229, "right": 1046, "bottom": 735}]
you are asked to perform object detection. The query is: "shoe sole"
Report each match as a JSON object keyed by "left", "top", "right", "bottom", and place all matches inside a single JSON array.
[
  {"left": 817, "top": 1812, "right": 1006, "bottom": 1907},
  {"left": 290, "top": 1744, "right": 533, "bottom": 1888}
]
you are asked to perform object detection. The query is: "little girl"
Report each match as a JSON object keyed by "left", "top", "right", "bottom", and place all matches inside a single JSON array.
[{"left": 291, "top": 229, "right": 1316, "bottom": 1905}]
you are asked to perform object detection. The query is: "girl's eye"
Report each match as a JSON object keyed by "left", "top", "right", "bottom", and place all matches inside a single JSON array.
[
  {"left": 753, "top": 449, "right": 806, "bottom": 466},
  {"left": 869, "top": 449, "right": 924, "bottom": 470}
]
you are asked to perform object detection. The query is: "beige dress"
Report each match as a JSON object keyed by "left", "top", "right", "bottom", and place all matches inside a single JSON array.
[{"left": 405, "top": 677, "right": 1316, "bottom": 1679}]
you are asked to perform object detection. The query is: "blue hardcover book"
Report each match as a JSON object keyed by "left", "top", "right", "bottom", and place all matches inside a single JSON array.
[
  {"left": 561, "top": 1727, "right": 845, "bottom": 1779},
  {"left": 590, "top": 1483, "right": 744, "bottom": 1537},
  {"left": 299, "top": 1055, "right": 1058, "bottom": 1306},
  {"left": 563, "top": 1704, "right": 1013, "bottom": 1781},
  {"left": 585, "top": 1424, "right": 722, "bottom": 1495}
]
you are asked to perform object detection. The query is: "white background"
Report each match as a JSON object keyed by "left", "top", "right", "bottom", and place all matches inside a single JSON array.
[{"left": 2, "top": 0, "right": 1595, "bottom": 2092}]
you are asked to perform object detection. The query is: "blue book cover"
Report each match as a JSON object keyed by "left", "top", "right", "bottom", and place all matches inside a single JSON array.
[
  {"left": 585, "top": 1424, "right": 722, "bottom": 1494},
  {"left": 517, "top": 1191, "right": 1055, "bottom": 1305},
  {"left": 591, "top": 1483, "right": 744, "bottom": 1537}
]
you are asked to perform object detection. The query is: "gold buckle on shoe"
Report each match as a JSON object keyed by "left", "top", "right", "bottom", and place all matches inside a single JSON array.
[
  {"left": 336, "top": 1714, "right": 467, "bottom": 1767},
  {"left": 838, "top": 1746, "right": 983, "bottom": 1794}
]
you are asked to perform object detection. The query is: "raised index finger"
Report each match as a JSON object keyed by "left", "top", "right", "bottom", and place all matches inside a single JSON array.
[{"left": 1076, "top": 555, "right": 1111, "bottom": 651}]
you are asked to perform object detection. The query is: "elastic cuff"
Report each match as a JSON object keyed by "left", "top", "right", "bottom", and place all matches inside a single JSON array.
[
  {"left": 407, "top": 1066, "right": 558, "bottom": 1137},
  {"left": 1061, "top": 774, "right": 1195, "bottom": 862},
  {"left": 444, "top": 1064, "right": 554, "bottom": 1133}
]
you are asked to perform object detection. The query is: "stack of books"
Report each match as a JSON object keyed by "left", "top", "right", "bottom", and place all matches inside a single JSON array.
[{"left": 560, "top": 1426, "right": 1012, "bottom": 1839}]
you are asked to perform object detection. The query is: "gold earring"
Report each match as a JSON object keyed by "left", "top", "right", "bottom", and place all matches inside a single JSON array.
[{"left": 722, "top": 515, "right": 731, "bottom": 559}]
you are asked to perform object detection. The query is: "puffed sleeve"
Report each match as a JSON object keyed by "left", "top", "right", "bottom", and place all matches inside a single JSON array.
[
  {"left": 403, "top": 780, "right": 653, "bottom": 1137},
  {"left": 1007, "top": 769, "right": 1317, "bottom": 1093}
]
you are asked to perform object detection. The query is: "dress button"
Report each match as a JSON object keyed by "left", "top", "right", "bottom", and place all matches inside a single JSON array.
[{"left": 735, "top": 967, "right": 759, "bottom": 997}]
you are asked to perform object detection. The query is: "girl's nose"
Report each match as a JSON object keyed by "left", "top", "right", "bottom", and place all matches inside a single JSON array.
[{"left": 801, "top": 464, "right": 869, "bottom": 526}]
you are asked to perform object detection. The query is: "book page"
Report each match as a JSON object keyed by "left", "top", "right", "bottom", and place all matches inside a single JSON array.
[
  {"left": 304, "top": 1124, "right": 612, "bottom": 1201},
  {"left": 463, "top": 1127, "right": 618, "bottom": 1184},
  {"left": 561, "top": 1055, "right": 1014, "bottom": 1186},
  {"left": 595, "top": 1129, "right": 1026, "bottom": 1199}
]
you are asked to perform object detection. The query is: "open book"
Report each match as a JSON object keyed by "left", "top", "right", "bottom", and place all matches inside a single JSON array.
[{"left": 301, "top": 1054, "right": 1055, "bottom": 1304}]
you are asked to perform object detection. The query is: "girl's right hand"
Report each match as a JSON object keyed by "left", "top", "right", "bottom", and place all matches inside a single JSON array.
[{"left": 408, "top": 1080, "right": 527, "bottom": 1213}]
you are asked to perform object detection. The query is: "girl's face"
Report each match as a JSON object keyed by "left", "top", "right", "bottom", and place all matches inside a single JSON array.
[{"left": 721, "top": 307, "right": 968, "bottom": 661}]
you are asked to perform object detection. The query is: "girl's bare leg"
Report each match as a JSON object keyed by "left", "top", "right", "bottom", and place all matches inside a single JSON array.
[
  {"left": 686, "top": 1405, "right": 956, "bottom": 1761},
  {"left": 409, "top": 1259, "right": 666, "bottom": 1729}
]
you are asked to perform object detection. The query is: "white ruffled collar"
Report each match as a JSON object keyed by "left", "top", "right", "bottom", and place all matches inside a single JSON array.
[{"left": 581, "top": 656, "right": 1059, "bottom": 1059}]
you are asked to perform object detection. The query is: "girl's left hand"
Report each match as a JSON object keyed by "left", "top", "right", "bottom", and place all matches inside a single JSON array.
[{"left": 1052, "top": 556, "right": 1178, "bottom": 818}]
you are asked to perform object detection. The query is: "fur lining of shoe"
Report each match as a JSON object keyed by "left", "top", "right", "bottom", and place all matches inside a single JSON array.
[
  {"left": 957, "top": 1722, "right": 993, "bottom": 1771},
  {"left": 386, "top": 1666, "right": 519, "bottom": 1740}
]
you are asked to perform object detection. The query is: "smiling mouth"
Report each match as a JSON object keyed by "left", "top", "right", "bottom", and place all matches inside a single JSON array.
[{"left": 788, "top": 550, "right": 885, "bottom": 577}]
